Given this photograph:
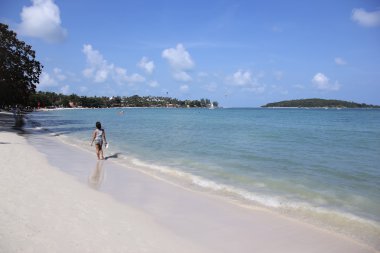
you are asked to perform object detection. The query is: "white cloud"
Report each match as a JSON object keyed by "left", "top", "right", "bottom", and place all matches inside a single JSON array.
[
  {"left": 138, "top": 57, "right": 155, "bottom": 74},
  {"left": 162, "top": 43, "right": 194, "bottom": 82},
  {"left": 95, "top": 67, "right": 111, "bottom": 83},
  {"left": 39, "top": 71, "right": 58, "bottom": 87},
  {"left": 334, "top": 57, "right": 347, "bottom": 65},
  {"left": 352, "top": 8, "right": 380, "bottom": 27},
  {"left": 113, "top": 67, "right": 128, "bottom": 84},
  {"left": 82, "top": 44, "right": 112, "bottom": 83},
  {"left": 82, "top": 44, "right": 106, "bottom": 67},
  {"left": 82, "top": 44, "right": 144, "bottom": 85},
  {"left": 127, "top": 73, "right": 145, "bottom": 83},
  {"left": 229, "top": 70, "right": 252, "bottom": 86},
  {"left": 17, "top": 0, "right": 67, "bottom": 43},
  {"left": 38, "top": 69, "right": 76, "bottom": 95},
  {"left": 112, "top": 67, "right": 145, "bottom": 85},
  {"left": 162, "top": 44, "right": 194, "bottom": 70},
  {"left": 312, "top": 73, "right": 341, "bottom": 91},
  {"left": 227, "top": 70, "right": 266, "bottom": 93},
  {"left": 173, "top": 71, "right": 192, "bottom": 82}
]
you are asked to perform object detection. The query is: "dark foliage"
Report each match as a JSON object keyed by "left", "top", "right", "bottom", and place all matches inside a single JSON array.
[
  {"left": 0, "top": 23, "right": 42, "bottom": 106},
  {"left": 28, "top": 91, "right": 218, "bottom": 109}
]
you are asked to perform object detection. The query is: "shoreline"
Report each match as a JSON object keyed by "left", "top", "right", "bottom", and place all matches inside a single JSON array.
[
  {"left": 31, "top": 131, "right": 380, "bottom": 253},
  {"left": 1, "top": 113, "right": 378, "bottom": 252},
  {"left": 0, "top": 116, "right": 205, "bottom": 253},
  {"left": 27, "top": 108, "right": 380, "bottom": 249}
]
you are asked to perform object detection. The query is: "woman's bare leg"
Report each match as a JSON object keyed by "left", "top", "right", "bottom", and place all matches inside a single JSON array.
[
  {"left": 95, "top": 144, "right": 101, "bottom": 160},
  {"left": 99, "top": 148, "right": 104, "bottom": 160}
]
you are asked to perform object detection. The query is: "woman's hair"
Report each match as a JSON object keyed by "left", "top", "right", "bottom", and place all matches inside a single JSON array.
[{"left": 96, "top": 121, "right": 101, "bottom": 129}]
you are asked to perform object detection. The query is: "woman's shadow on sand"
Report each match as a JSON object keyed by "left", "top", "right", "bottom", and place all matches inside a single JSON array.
[
  {"left": 88, "top": 160, "right": 105, "bottom": 190},
  {"left": 105, "top": 152, "right": 121, "bottom": 160},
  {"left": 87, "top": 153, "right": 121, "bottom": 189}
]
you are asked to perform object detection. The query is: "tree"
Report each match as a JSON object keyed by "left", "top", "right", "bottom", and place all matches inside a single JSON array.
[{"left": 0, "top": 23, "right": 42, "bottom": 107}]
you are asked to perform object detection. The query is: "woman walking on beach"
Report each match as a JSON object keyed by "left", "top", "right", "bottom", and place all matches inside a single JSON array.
[{"left": 91, "top": 121, "right": 107, "bottom": 160}]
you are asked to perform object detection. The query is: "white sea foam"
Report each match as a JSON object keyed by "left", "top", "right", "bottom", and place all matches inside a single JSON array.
[{"left": 123, "top": 156, "right": 380, "bottom": 243}]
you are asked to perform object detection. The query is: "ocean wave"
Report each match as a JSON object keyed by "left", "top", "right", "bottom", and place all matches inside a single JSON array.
[
  {"left": 127, "top": 157, "right": 378, "bottom": 221},
  {"left": 117, "top": 156, "right": 380, "bottom": 249}
]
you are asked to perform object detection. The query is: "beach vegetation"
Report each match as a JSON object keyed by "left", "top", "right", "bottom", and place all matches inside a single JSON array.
[
  {"left": 0, "top": 23, "right": 42, "bottom": 107},
  {"left": 28, "top": 91, "right": 218, "bottom": 109}
]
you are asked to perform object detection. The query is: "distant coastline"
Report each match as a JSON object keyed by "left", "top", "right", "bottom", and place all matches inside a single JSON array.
[
  {"left": 262, "top": 98, "right": 380, "bottom": 108},
  {"left": 27, "top": 92, "right": 218, "bottom": 109}
]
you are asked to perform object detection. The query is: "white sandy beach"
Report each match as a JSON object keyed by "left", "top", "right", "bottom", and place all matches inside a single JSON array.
[
  {"left": 0, "top": 116, "right": 377, "bottom": 252},
  {"left": 0, "top": 130, "right": 205, "bottom": 253}
]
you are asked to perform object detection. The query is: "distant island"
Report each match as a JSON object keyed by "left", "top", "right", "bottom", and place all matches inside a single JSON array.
[{"left": 262, "top": 99, "right": 380, "bottom": 108}]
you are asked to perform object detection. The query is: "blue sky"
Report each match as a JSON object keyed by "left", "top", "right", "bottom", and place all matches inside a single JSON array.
[{"left": 1, "top": 0, "right": 379, "bottom": 107}]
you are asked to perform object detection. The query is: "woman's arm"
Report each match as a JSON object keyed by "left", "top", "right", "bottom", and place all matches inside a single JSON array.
[
  {"left": 103, "top": 130, "right": 107, "bottom": 144},
  {"left": 90, "top": 130, "right": 96, "bottom": 146}
]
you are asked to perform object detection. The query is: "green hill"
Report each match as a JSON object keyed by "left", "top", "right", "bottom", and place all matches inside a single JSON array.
[{"left": 262, "top": 99, "right": 380, "bottom": 108}]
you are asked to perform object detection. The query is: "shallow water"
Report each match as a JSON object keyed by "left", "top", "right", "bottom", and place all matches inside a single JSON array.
[{"left": 26, "top": 108, "right": 380, "bottom": 248}]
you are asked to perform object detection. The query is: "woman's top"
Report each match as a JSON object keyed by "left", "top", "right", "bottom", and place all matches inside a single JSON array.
[{"left": 94, "top": 129, "right": 104, "bottom": 145}]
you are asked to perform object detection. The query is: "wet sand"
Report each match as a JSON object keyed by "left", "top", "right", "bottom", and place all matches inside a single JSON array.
[{"left": 0, "top": 112, "right": 377, "bottom": 253}]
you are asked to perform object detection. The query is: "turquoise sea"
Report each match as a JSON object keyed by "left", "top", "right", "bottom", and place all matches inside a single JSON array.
[{"left": 27, "top": 108, "right": 380, "bottom": 248}]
